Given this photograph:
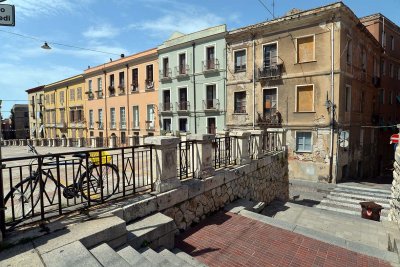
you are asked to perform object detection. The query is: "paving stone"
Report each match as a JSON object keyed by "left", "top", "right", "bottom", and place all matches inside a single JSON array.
[{"left": 0, "top": 243, "right": 44, "bottom": 267}]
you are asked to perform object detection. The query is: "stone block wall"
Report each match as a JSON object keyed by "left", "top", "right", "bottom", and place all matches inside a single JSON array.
[
  {"left": 163, "top": 152, "right": 288, "bottom": 230},
  {"left": 389, "top": 146, "right": 400, "bottom": 223}
]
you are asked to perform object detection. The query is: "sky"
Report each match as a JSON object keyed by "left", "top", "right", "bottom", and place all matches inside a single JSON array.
[{"left": 0, "top": 0, "right": 399, "bottom": 115}]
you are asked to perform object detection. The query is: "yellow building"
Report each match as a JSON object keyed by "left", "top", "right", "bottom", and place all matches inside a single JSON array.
[{"left": 43, "top": 75, "right": 86, "bottom": 139}]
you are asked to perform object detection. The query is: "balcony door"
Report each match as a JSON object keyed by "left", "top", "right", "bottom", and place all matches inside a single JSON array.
[
  {"left": 207, "top": 118, "right": 216, "bottom": 134},
  {"left": 263, "top": 88, "right": 277, "bottom": 118},
  {"left": 263, "top": 43, "right": 277, "bottom": 68},
  {"left": 179, "top": 88, "right": 187, "bottom": 110},
  {"left": 206, "top": 46, "right": 215, "bottom": 69},
  {"left": 206, "top": 85, "right": 216, "bottom": 109},
  {"left": 163, "top": 90, "right": 171, "bottom": 111}
]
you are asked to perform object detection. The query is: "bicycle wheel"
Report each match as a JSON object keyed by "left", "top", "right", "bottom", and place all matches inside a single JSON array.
[
  {"left": 80, "top": 163, "right": 120, "bottom": 202},
  {"left": 4, "top": 176, "right": 41, "bottom": 225}
]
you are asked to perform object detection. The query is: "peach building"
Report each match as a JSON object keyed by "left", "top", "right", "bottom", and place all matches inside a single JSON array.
[{"left": 84, "top": 49, "right": 159, "bottom": 145}]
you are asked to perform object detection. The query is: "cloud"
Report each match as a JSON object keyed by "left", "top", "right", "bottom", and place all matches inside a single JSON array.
[{"left": 83, "top": 24, "right": 120, "bottom": 39}]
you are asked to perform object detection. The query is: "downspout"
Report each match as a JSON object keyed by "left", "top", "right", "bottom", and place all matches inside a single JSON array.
[
  {"left": 192, "top": 42, "right": 197, "bottom": 134},
  {"left": 252, "top": 37, "right": 256, "bottom": 130},
  {"left": 104, "top": 70, "right": 108, "bottom": 142},
  {"left": 126, "top": 64, "right": 130, "bottom": 136},
  {"left": 224, "top": 41, "right": 227, "bottom": 130},
  {"left": 329, "top": 22, "right": 335, "bottom": 183}
]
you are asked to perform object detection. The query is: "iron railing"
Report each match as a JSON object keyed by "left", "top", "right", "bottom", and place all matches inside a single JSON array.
[
  {"left": 203, "top": 99, "right": 220, "bottom": 110},
  {"left": 175, "top": 65, "right": 190, "bottom": 76},
  {"left": 262, "top": 131, "right": 283, "bottom": 153},
  {"left": 177, "top": 140, "right": 195, "bottom": 180},
  {"left": 258, "top": 64, "right": 283, "bottom": 79},
  {"left": 212, "top": 137, "right": 237, "bottom": 169},
  {"left": 176, "top": 101, "right": 190, "bottom": 112},
  {"left": 202, "top": 59, "right": 220, "bottom": 72},
  {"left": 0, "top": 145, "right": 154, "bottom": 232}
]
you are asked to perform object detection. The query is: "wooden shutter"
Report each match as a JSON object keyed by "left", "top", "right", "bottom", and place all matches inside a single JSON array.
[
  {"left": 297, "top": 36, "right": 314, "bottom": 63},
  {"left": 297, "top": 85, "right": 313, "bottom": 112}
]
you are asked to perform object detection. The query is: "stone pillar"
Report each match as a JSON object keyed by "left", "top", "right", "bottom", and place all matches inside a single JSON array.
[
  {"left": 77, "top": 137, "right": 85, "bottom": 147},
  {"left": 109, "top": 136, "right": 116, "bottom": 148},
  {"left": 128, "top": 135, "right": 136, "bottom": 146},
  {"left": 3, "top": 140, "right": 8, "bottom": 146},
  {"left": 250, "top": 130, "right": 264, "bottom": 159},
  {"left": 216, "top": 130, "right": 229, "bottom": 138},
  {"left": 230, "top": 131, "right": 251, "bottom": 165},
  {"left": 20, "top": 139, "right": 27, "bottom": 146},
  {"left": 90, "top": 137, "right": 97, "bottom": 148},
  {"left": 180, "top": 132, "right": 191, "bottom": 142},
  {"left": 144, "top": 136, "right": 181, "bottom": 193},
  {"left": 67, "top": 138, "right": 73, "bottom": 147},
  {"left": 139, "top": 136, "right": 147, "bottom": 146},
  {"left": 188, "top": 134, "right": 215, "bottom": 179},
  {"left": 61, "top": 137, "right": 67, "bottom": 147}
]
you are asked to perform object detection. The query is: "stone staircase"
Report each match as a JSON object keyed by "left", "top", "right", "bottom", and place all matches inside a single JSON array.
[{"left": 316, "top": 183, "right": 391, "bottom": 220}]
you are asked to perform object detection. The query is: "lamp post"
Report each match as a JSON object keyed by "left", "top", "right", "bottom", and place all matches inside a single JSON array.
[{"left": 324, "top": 94, "right": 336, "bottom": 183}]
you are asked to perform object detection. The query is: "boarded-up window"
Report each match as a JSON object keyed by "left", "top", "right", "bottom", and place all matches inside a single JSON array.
[
  {"left": 296, "top": 85, "right": 313, "bottom": 112},
  {"left": 297, "top": 36, "right": 314, "bottom": 63}
]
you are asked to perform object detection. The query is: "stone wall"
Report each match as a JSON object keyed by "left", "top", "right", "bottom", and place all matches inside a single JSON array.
[
  {"left": 389, "top": 146, "right": 400, "bottom": 224},
  {"left": 163, "top": 152, "right": 288, "bottom": 230}
]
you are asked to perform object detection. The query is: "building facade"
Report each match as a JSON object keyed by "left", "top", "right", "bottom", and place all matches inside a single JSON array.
[
  {"left": 158, "top": 25, "right": 227, "bottom": 135},
  {"left": 43, "top": 75, "right": 86, "bottom": 139},
  {"left": 361, "top": 14, "right": 400, "bottom": 175},
  {"left": 26, "top": 85, "right": 45, "bottom": 139},
  {"left": 226, "top": 2, "right": 383, "bottom": 182},
  {"left": 10, "top": 104, "right": 29, "bottom": 139},
  {"left": 84, "top": 49, "right": 159, "bottom": 146}
]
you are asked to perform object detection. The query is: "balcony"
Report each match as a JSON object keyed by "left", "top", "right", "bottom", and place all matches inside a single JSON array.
[
  {"left": 146, "top": 121, "right": 155, "bottom": 131},
  {"left": 95, "top": 90, "right": 103, "bottom": 98},
  {"left": 176, "top": 101, "right": 190, "bottom": 112},
  {"left": 145, "top": 80, "right": 154, "bottom": 90},
  {"left": 160, "top": 68, "right": 172, "bottom": 81},
  {"left": 97, "top": 122, "right": 104, "bottom": 130},
  {"left": 256, "top": 112, "right": 282, "bottom": 127},
  {"left": 89, "top": 123, "right": 94, "bottom": 129},
  {"left": 56, "top": 122, "right": 67, "bottom": 129},
  {"left": 160, "top": 102, "right": 173, "bottom": 113},
  {"left": 130, "top": 82, "right": 139, "bottom": 93},
  {"left": 108, "top": 85, "right": 116, "bottom": 96},
  {"left": 118, "top": 84, "right": 125, "bottom": 95},
  {"left": 175, "top": 65, "right": 190, "bottom": 78},
  {"left": 203, "top": 99, "right": 220, "bottom": 111},
  {"left": 86, "top": 91, "right": 94, "bottom": 100},
  {"left": 202, "top": 59, "right": 220, "bottom": 73},
  {"left": 119, "top": 122, "right": 127, "bottom": 130},
  {"left": 132, "top": 121, "right": 140, "bottom": 130},
  {"left": 258, "top": 64, "right": 283, "bottom": 80}
]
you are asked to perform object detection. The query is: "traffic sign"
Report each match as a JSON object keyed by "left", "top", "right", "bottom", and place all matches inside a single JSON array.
[
  {"left": 390, "top": 134, "right": 400, "bottom": 144},
  {"left": 0, "top": 4, "right": 15, "bottom": 26}
]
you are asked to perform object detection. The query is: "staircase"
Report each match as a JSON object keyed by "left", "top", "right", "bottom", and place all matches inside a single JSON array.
[{"left": 316, "top": 183, "right": 391, "bottom": 220}]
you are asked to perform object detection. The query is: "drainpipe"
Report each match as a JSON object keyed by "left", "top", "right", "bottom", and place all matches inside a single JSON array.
[
  {"left": 224, "top": 41, "right": 227, "bottom": 130},
  {"left": 329, "top": 22, "right": 335, "bottom": 183},
  {"left": 104, "top": 70, "right": 108, "bottom": 141},
  {"left": 252, "top": 37, "right": 256, "bottom": 130},
  {"left": 192, "top": 42, "right": 197, "bottom": 134},
  {"left": 126, "top": 64, "right": 130, "bottom": 136}
]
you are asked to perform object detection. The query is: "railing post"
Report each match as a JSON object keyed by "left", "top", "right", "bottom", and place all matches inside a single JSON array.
[
  {"left": 250, "top": 130, "right": 264, "bottom": 159},
  {"left": 77, "top": 137, "right": 85, "bottom": 147},
  {"left": 0, "top": 160, "right": 5, "bottom": 237},
  {"left": 128, "top": 135, "right": 135, "bottom": 146},
  {"left": 145, "top": 136, "right": 181, "bottom": 193},
  {"left": 67, "top": 138, "right": 73, "bottom": 147},
  {"left": 61, "top": 137, "right": 67, "bottom": 147},
  {"left": 230, "top": 131, "right": 251, "bottom": 165},
  {"left": 109, "top": 136, "right": 116, "bottom": 148},
  {"left": 188, "top": 134, "right": 215, "bottom": 179}
]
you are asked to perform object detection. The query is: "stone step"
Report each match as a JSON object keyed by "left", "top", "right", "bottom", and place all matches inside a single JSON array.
[
  {"left": 329, "top": 191, "right": 391, "bottom": 204},
  {"left": 90, "top": 243, "right": 131, "bottom": 267},
  {"left": 326, "top": 194, "right": 390, "bottom": 208},
  {"left": 316, "top": 202, "right": 389, "bottom": 219},
  {"left": 321, "top": 198, "right": 390, "bottom": 212},
  {"left": 237, "top": 208, "right": 399, "bottom": 265},
  {"left": 140, "top": 247, "right": 177, "bottom": 267},
  {"left": 126, "top": 212, "right": 176, "bottom": 250},
  {"left": 117, "top": 246, "right": 155, "bottom": 267},
  {"left": 333, "top": 187, "right": 391, "bottom": 199},
  {"left": 157, "top": 247, "right": 194, "bottom": 267},
  {"left": 172, "top": 248, "right": 208, "bottom": 267},
  {"left": 337, "top": 184, "right": 392, "bottom": 194},
  {"left": 41, "top": 241, "right": 102, "bottom": 267}
]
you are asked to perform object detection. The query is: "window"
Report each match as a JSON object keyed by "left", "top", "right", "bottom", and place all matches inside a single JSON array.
[
  {"left": 119, "top": 72, "right": 125, "bottom": 88},
  {"left": 263, "top": 88, "right": 277, "bottom": 117},
  {"left": 263, "top": 43, "right": 278, "bottom": 68},
  {"left": 132, "top": 106, "right": 139, "bottom": 128},
  {"left": 121, "top": 132, "right": 126, "bottom": 144},
  {"left": 390, "top": 91, "right": 393, "bottom": 105},
  {"left": 296, "top": 36, "right": 314, "bottom": 63},
  {"left": 345, "top": 86, "right": 351, "bottom": 112},
  {"left": 381, "top": 59, "right": 386, "bottom": 76},
  {"left": 70, "top": 89, "right": 75, "bottom": 101},
  {"left": 147, "top": 105, "right": 155, "bottom": 129},
  {"left": 77, "top": 88, "right": 82, "bottom": 100},
  {"left": 97, "top": 78, "right": 102, "bottom": 92},
  {"left": 120, "top": 107, "right": 126, "bottom": 129},
  {"left": 60, "top": 91, "right": 64, "bottom": 103},
  {"left": 98, "top": 109, "right": 103, "bottom": 128},
  {"left": 373, "top": 57, "right": 379, "bottom": 77},
  {"left": 60, "top": 109, "right": 65, "bottom": 124},
  {"left": 346, "top": 40, "right": 352, "bottom": 64},
  {"left": 146, "top": 65, "right": 153, "bottom": 82},
  {"left": 207, "top": 117, "right": 216, "bottom": 134},
  {"left": 234, "top": 91, "right": 246, "bottom": 113},
  {"left": 361, "top": 49, "right": 366, "bottom": 71},
  {"left": 110, "top": 108, "right": 116, "bottom": 129},
  {"left": 179, "top": 118, "right": 188, "bottom": 132},
  {"left": 89, "top": 110, "right": 94, "bottom": 128},
  {"left": 162, "top": 90, "right": 171, "bottom": 111},
  {"left": 69, "top": 109, "right": 75, "bottom": 123},
  {"left": 360, "top": 91, "right": 365, "bottom": 113},
  {"left": 178, "top": 53, "right": 186, "bottom": 74},
  {"left": 163, "top": 118, "right": 171, "bottom": 132},
  {"left": 379, "top": 89, "right": 385, "bottom": 104},
  {"left": 234, "top": 50, "right": 246, "bottom": 72},
  {"left": 296, "top": 85, "right": 314, "bottom": 112},
  {"left": 162, "top": 57, "right": 169, "bottom": 78},
  {"left": 132, "top": 68, "right": 138, "bottom": 89},
  {"left": 205, "top": 84, "right": 217, "bottom": 109},
  {"left": 390, "top": 64, "right": 394, "bottom": 78},
  {"left": 391, "top": 35, "right": 395, "bottom": 50},
  {"left": 110, "top": 74, "right": 115, "bottom": 87},
  {"left": 382, "top": 31, "right": 386, "bottom": 47},
  {"left": 205, "top": 46, "right": 215, "bottom": 70},
  {"left": 178, "top": 87, "right": 188, "bottom": 111},
  {"left": 51, "top": 93, "right": 55, "bottom": 104},
  {"left": 76, "top": 109, "right": 83, "bottom": 122},
  {"left": 296, "top": 132, "right": 312, "bottom": 152},
  {"left": 88, "top": 80, "right": 92, "bottom": 92}
]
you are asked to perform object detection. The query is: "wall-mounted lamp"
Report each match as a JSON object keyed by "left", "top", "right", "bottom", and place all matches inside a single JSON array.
[
  {"left": 41, "top": 42, "right": 51, "bottom": 50},
  {"left": 324, "top": 92, "right": 336, "bottom": 111}
]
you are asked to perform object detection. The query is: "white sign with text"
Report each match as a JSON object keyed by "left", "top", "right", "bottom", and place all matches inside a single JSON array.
[{"left": 0, "top": 4, "right": 15, "bottom": 26}]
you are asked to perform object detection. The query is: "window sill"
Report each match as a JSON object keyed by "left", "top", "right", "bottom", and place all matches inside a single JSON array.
[
  {"left": 293, "top": 111, "right": 316, "bottom": 113},
  {"left": 295, "top": 150, "right": 312, "bottom": 154},
  {"left": 233, "top": 112, "right": 248, "bottom": 115},
  {"left": 234, "top": 69, "right": 247, "bottom": 73},
  {"left": 295, "top": 60, "right": 317, "bottom": 65}
]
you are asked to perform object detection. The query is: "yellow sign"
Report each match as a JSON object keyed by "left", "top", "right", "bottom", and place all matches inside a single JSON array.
[{"left": 89, "top": 151, "right": 111, "bottom": 165}]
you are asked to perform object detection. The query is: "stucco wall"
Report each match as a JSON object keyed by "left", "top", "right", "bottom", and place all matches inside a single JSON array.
[{"left": 389, "top": 145, "right": 400, "bottom": 224}]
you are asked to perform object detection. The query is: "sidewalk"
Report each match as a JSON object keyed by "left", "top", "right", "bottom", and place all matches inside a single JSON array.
[{"left": 176, "top": 210, "right": 392, "bottom": 267}]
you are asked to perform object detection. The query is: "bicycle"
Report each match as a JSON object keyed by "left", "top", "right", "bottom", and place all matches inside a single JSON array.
[{"left": 4, "top": 144, "right": 120, "bottom": 226}]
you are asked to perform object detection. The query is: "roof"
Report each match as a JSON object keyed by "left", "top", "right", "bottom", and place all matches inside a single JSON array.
[
  {"left": 25, "top": 85, "right": 45, "bottom": 94},
  {"left": 44, "top": 74, "right": 84, "bottom": 91},
  {"left": 360, "top": 13, "right": 400, "bottom": 34}
]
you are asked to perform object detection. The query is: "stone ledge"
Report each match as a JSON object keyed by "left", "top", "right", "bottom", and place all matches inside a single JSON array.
[
  {"left": 144, "top": 136, "right": 180, "bottom": 146},
  {"left": 187, "top": 134, "right": 215, "bottom": 141}
]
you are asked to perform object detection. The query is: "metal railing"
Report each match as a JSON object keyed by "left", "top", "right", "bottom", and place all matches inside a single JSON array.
[
  {"left": 176, "top": 101, "right": 190, "bottom": 112},
  {"left": 0, "top": 145, "right": 154, "bottom": 232},
  {"left": 258, "top": 64, "right": 283, "bottom": 79},
  {"left": 160, "top": 102, "right": 173, "bottom": 112},
  {"left": 262, "top": 131, "right": 283, "bottom": 153},
  {"left": 212, "top": 136, "right": 237, "bottom": 169},
  {"left": 175, "top": 65, "right": 190, "bottom": 76},
  {"left": 160, "top": 68, "right": 172, "bottom": 80},
  {"left": 203, "top": 99, "right": 220, "bottom": 110},
  {"left": 177, "top": 140, "right": 195, "bottom": 180},
  {"left": 202, "top": 59, "right": 220, "bottom": 72}
]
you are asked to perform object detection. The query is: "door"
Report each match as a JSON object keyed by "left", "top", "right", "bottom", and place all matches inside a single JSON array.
[
  {"left": 263, "top": 43, "right": 277, "bottom": 68},
  {"left": 206, "top": 46, "right": 215, "bottom": 69},
  {"left": 179, "top": 88, "right": 188, "bottom": 110},
  {"left": 207, "top": 118, "right": 216, "bottom": 134},
  {"left": 263, "top": 89, "right": 277, "bottom": 118},
  {"left": 163, "top": 91, "right": 171, "bottom": 111},
  {"left": 206, "top": 85, "right": 216, "bottom": 109}
]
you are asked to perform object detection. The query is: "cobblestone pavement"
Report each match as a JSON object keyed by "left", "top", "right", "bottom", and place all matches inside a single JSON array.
[{"left": 176, "top": 211, "right": 392, "bottom": 267}]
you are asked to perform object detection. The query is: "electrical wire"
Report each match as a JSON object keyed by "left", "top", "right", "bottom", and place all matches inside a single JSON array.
[
  {"left": 256, "top": 0, "right": 275, "bottom": 19},
  {"left": 0, "top": 29, "right": 122, "bottom": 56}
]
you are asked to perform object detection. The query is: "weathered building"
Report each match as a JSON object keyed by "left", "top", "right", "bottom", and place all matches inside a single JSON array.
[
  {"left": 158, "top": 25, "right": 227, "bottom": 135},
  {"left": 361, "top": 14, "right": 400, "bottom": 175},
  {"left": 10, "top": 104, "right": 29, "bottom": 139},
  {"left": 226, "top": 2, "right": 384, "bottom": 182},
  {"left": 26, "top": 85, "right": 45, "bottom": 139},
  {"left": 84, "top": 49, "right": 159, "bottom": 146}
]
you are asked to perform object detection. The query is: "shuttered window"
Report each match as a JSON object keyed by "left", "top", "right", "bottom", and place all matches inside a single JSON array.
[
  {"left": 296, "top": 132, "right": 312, "bottom": 152},
  {"left": 296, "top": 85, "right": 314, "bottom": 112},
  {"left": 297, "top": 36, "right": 314, "bottom": 63}
]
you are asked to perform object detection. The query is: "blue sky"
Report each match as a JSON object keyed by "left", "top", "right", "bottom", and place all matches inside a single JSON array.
[{"left": 0, "top": 0, "right": 399, "bottom": 115}]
